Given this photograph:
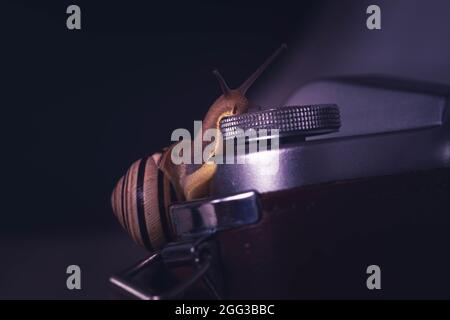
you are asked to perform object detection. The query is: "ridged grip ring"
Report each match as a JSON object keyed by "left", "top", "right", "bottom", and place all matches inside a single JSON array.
[{"left": 220, "top": 104, "right": 341, "bottom": 140}]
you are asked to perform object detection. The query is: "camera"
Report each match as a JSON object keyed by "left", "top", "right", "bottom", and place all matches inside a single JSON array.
[{"left": 110, "top": 76, "right": 450, "bottom": 299}]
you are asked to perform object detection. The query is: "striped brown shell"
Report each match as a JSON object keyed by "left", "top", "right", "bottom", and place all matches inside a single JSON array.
[{"left": 111, "top": 154, "right": 173, "bottom": 251}]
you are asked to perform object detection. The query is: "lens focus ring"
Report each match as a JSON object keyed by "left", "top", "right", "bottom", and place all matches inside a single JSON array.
[{"left": 219, "top": 104, "right": 341, "bottom": 140}]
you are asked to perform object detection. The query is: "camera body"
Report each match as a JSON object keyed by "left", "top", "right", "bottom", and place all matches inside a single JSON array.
[{"left": 111, "top": 77, "right": 450, "bottom": 299}]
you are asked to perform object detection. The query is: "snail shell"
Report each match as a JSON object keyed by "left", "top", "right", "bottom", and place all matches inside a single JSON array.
[{"left": 111, "top": 153, "right": 173, "bottom": 251}]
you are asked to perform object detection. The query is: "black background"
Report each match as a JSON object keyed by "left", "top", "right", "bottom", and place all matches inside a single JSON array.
[{"left": 1, "top": 0, "right": 319, "bottom": 299}]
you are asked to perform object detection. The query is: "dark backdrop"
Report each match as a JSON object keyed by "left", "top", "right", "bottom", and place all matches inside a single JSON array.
[{"left": 1, "top": 0, "right": 319, "bottom": 299}]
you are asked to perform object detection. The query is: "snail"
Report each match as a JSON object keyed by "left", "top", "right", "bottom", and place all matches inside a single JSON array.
[{"left": 111, "top": 44, "right": 287, "bottom": 251}]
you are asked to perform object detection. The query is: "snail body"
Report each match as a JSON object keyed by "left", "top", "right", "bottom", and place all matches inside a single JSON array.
[{"left": 111, "top": 44, "right": 287, "bottom": 250}]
